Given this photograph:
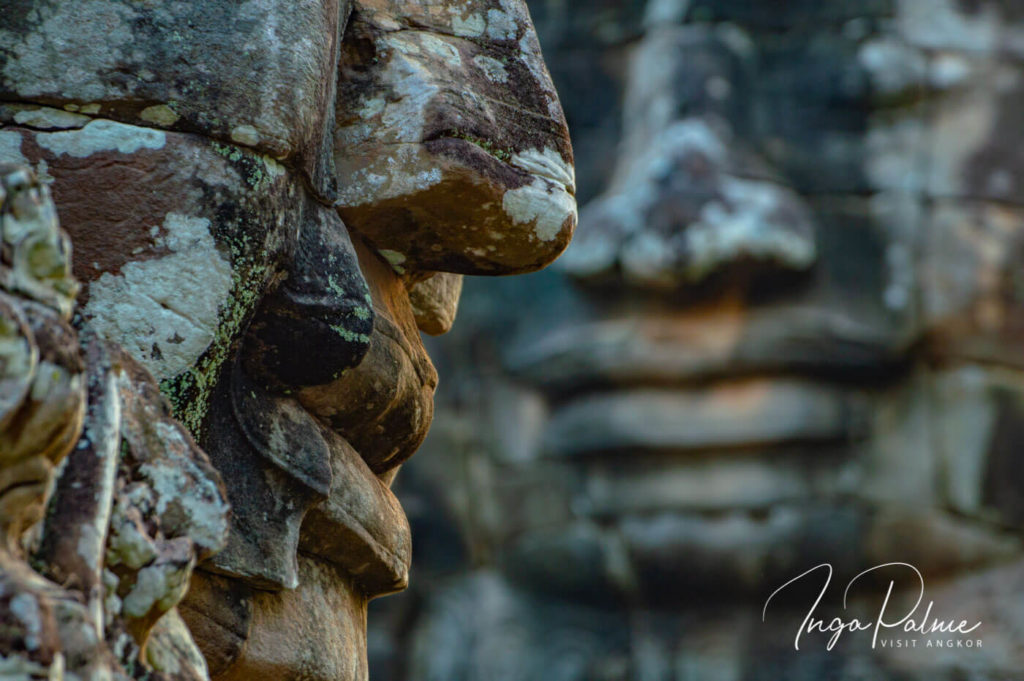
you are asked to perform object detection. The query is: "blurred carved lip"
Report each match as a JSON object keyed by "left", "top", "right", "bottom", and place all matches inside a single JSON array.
[
  {"left": 537, "top": 378, "right": 864, "bottom": 520},
  {"left": 509, "top": 305, "right": 908, "bottom": 395},
  {"left": 578, "top": 447, "right": 855, "bottom": 517},
  {"left": 541, "top": 378, "right": 861, "bottom": 462},
  {"left": 509, "top": 505, "right": 1023, "bottom": 602}
]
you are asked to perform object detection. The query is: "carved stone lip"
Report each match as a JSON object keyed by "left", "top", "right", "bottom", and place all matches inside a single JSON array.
[
  {"left": 505, "top": 505, "right": 867, "bottom": 601},
  {"left": 531, "top": 377, "right": 866, "bottom": 522},
  {"left": 540, "top": 378, "right": 859, "bottom": 462},
  {"left": 509, "top": 306, "right": 908, "bottom": 396}
]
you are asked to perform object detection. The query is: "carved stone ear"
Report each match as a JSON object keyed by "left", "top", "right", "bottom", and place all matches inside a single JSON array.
[
  {"left": 230, "top": 363, "right": 332, "bottom": 498},
  {"left": 242, "top": 207, "right": 373, "bottom": 390},
  {"left": 198, "top": 361, "right": 332, "bottom": 590}
]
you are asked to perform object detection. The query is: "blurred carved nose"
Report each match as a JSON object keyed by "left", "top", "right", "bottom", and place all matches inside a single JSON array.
[{"left": 561, "top": 119, "right": 818, "bottom": 291}]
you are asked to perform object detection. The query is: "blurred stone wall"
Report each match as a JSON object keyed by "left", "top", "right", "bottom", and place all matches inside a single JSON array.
[{"left": 369, "top": 1, "right": 1024, "bottom": 679}]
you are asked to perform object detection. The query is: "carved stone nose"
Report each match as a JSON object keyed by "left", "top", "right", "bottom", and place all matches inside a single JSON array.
[{"left": 561, "top": 118, "right": 818, "bottom": 292}]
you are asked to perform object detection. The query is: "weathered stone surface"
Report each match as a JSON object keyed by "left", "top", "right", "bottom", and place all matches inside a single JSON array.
[
  {"left": 200, "top": 366, "right": 331, "bottom": 590},
  {"left": 35, "top": 333, "right": 230, "bottom": 679},
  {"left": 615, "top": 506, "right": 867, "bottom": 600},
  {"left": 298, "top": 238, "right": 438, "bottom": 474},
  {"left": 334, "top": 0, "right": 576, "bottom": 274},
  {"left": 179, "top": 571, "right": 254, "bottom": 679},
  {"left": 0, "top": 118, "right": 297, "bottom": 434},
  {"left": 858, "top": 371, "right": 937, "bottom": 506},
  {"left": 102, "top": 346, "right": 231, "bottom": 650},
  {"left": 0, "top": 121, "right": 378, "bottom": 596},
  {"left": 581, "top": 451, "right": 854, "bottom": 516},
  {"left": 409, "top": 272, "right": 463, "bottom": 336},
  {"left": 0, "top": 293, "right": 85, "bottom": 546},
  {"left": 299, "top": 430, "right": 412, "bottom": 597},
  {"left": 875, "top": 559, "right": 1024, "bottom": 679},
  {"left": 511, "top": 194, "right": 915, "bottom": 394},
  {"left": 242, "top": 208, "right": 373, "bottom": 390},
  {"left": 0, "top": 0, "right": 351, "bottom": 200},
  {"left": 214, "top": 556, "right": 369, "bottom": 681},
  {"left": 0, "top": 163, "right": 85, "bottom": 557},
  {"left": 1, "top": 0, "right": 580, "bottom": 677},
  {"left": 0, "top": 166, "right": 230, "bottom": 680},
  {"left": 925, "top": 59, "right": 1024, "bottom": 203},
  {"left": 510, "top": 302, "right": 909, "bottom": 393},
  {"left": 927, "top": 366, "right": 1024, "bottom": 527},
  {"left": 894, "top": 0, "right": 1024, "bottom": 54}
]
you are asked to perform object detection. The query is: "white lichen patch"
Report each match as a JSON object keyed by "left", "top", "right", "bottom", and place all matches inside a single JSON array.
[
  {"left": 13, "top": 106, "right": 90, "bottom": 130},
  {"left": 230, "top": 124, "right": 260, "bottom": 147},
  {"left": 502, "top": 177, "right": 577, "bottom": 242},
  {"left": 375, "top": 34, "right": 438, "bottom": 142},
  {"left": 682, "top": 176, "right": 817, "bottom": 280},
  {"left": 261, "top": 155, "right": 286, "bottom": 179},
  {"left": 144, "top": 421, "right": 229, "bottom": 549},
  {"left": 486, "top": 9, "right": 517, "bottom": 39},
  {"left": 451, "top": 12, "right": 485, "bottom": 38},
  {"left": 0, "top": 130, "right": 29, "bottom": 166},
  {"left": 517, "top": 34, "right": 561, "bottom": 118},
  {"left": 359, "top": 98, "right": 386, "bottom": 119},
  {"left": 510, "top": 147, "right": 576, "bottom": 193},
  {"left": 77, "top": 523, "right": 103, "bottom": 572},
  {"left": 10, "top": 593, "right": 42, "bottom": 651},
  {"left": 109, "top": 513, "right": 158, "bottom": 570},
  {"left": 0, "top": 0, "right": 136, "bottom": 101},
  {"left": 379, "top": 249, "right": 407, "bottom": 266},
  {"left": 336, "top": 144, "right": 443, "bottom": 206},
  {"left": 473, "top": 54, "right": 508, "bottom": 83},
  {"left": 84, "top": 213, "right": 233, "bottom": 381},
  {"left": 378, "top": 249, "right": 408, "bottom": 274},
  {"left": 35, "top": 119, "right": 166, "bottom": 158},
  {"left": 121, "top": 562, "right": 189, "bottom": 620},
  {"left": 896, "top": 0, "right": 998, "bottom": 52},
  {"left": 140, "top": 104, "right": 180, "bottom": 127},
  {"left": 419, "top": 33, "right": 462, "bottom": 67}
]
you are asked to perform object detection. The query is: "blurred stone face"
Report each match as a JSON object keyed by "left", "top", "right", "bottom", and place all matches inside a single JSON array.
[
  {"left": 384, "top": 3, "right": 1024, "bottom": 680},
  {"left": 434, "top": 0, "right": 1024, "bottom": 607}
]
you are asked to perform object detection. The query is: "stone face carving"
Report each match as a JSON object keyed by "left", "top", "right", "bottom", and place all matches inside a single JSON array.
[
  {"left": 335, "top": 0, "right": 577, "bottom": 274},
  {"left": 1, "top": 0, "right": 574, "bottom": 679},
  {"left": 368, "top": 1, "right": 1024, "bottom": 679},
  {"left": 0, "top": 165, "right": 231, "bottom": 680}
]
